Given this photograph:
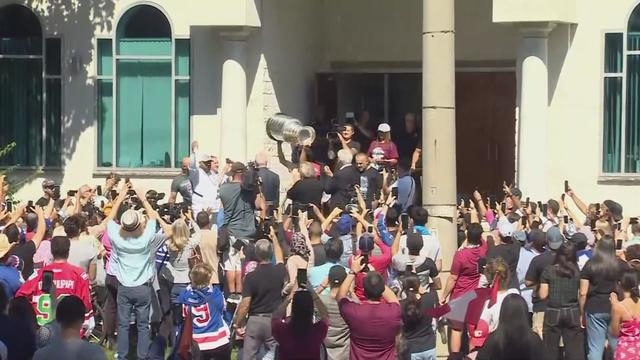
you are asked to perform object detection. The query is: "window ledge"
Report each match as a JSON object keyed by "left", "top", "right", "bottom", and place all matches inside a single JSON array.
[
  {"left": 598, "top": 175, "right": 640, "bottom": 184},
  {"left": 93, "top": 168, "right": 180, "bottom": 179}
]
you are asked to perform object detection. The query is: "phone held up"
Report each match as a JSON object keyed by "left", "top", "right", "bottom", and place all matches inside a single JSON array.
[
  {"left": 401, "top": 213, "right": 409, "bottom": 232},
  {"left": 296, "top": 268, "right": 308, "bottom": 289},
  {"left": 41, "top": 270, "right": 54, "bottom": 293}
]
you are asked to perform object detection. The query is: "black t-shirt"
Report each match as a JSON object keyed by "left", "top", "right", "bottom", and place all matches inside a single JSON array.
[
  {"left": 8, "top": 241, "right": 36, "bottom": 280},
  {"left": 394, "top": 131, "right": 419, "bottom": 161},
  {"left": 401, "top": 293, "right": 436, "bottom": 354},
  {"left": 487, "top": 241, "right": 520, "bottom": 290},
  {"left": 358, "top": 167, "right": 382, "bottom": 206},
  {"left": 243, "top": 263, "right": 286, "bottom": 315},
  {"left": 170, "top": 174, "right": 192, "bottom": 204},
  {"left": 525, "top": 251, "right": 555, "bottom": 312},
  {"left": 257, "top": 168, "right": 280, "bottom": 206},
  {"left": 312, "top": 243, "right": 326, "bottom": 267},
  {"left": 286, "top": 178, "right": 324, "bottom": 207},
  {"left": 581, "top": 259, "right": 627, "bottom": 314}
]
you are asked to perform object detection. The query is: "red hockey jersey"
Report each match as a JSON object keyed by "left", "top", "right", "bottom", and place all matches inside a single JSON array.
[{"left": 16, "top": 261, "right": 93, "bottom": 326}]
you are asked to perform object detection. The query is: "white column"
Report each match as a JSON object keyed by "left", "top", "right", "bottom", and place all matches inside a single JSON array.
[
  {"left": 422, "top": 0, "right": 457, "bottom": 271},
  {"left": 517, "top": 23, "right": 555, "bottom": 200},
  {"left": 220, "top": 32, "right": 248, "bottom": 162}
]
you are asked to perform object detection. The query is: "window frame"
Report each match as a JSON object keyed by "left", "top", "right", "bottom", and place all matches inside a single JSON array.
[
  {"left": 0, "top": 31, "right": 63, "bottom": 169},
  {"left": 94, "top": 7, "right": 191, "bottom": 172}
]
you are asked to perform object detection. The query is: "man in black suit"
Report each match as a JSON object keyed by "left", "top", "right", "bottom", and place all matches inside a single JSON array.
[
  {"left": 255, "top": 151, "right": 280, "bottom": 211},
  {"left": 324, "top": 149, "right": 360, "bottom": 209}
]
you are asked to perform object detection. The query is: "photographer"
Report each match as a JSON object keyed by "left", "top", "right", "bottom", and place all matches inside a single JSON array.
[
  {"left": 324, "top": 149, "right": 360, "bottom": 209},
  {"left": 219, "top": 162, "right": 259, "bottom": 303}
]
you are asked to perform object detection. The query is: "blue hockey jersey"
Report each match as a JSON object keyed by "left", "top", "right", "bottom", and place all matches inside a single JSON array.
[{"left": 177, "top": 285, "right": 230, "bottom": 351}]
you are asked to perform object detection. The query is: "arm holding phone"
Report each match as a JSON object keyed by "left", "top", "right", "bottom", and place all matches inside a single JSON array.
[
  {"left": 321, "top": 207, "right": 342, "bottom": 232},
  {"left": 31, "top": 206, "right": 47, "bottom": 250},
  {"left": 269, "top": 226, "right": 284, "bottom": 264}
]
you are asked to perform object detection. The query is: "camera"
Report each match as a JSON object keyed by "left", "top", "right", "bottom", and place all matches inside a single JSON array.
[{"left": 158, "top": 202, "right": 189, "bottom": 222}]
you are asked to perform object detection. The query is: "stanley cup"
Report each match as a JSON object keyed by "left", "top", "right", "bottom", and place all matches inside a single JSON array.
[{"left": 266, "top": 113, "right": 316, "bottom": 146}]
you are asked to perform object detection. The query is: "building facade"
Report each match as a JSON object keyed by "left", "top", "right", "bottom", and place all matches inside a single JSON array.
[{"left": 2, "top": 0, "right": 640, "bottom": 234}]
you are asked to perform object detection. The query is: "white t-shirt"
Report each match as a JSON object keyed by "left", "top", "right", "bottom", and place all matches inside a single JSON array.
[
  {"left": 190, "top": 167, "right": 220, "bottom": 213},
  {"left": 398, "top": 232, "right": 442, "bottom": 263},
  {"left": 480, "top": 288, "right": 520, "bottom": 333}
]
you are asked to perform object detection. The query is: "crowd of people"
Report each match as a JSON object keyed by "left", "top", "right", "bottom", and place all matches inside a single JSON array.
[{"left": 0, "top": 114, "right": 638, "bottom": 360}]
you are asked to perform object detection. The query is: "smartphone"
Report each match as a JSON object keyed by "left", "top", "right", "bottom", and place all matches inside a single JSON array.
[
  {"left": 401, "top": 214, "right": 409, "bottom": 231},
  {"left": 362, "top": 254, "right": 369, "bottom": 272},
  {"left": 616, "top": 239, "right": 623, "bottom": 250},
  {"left": 405, "top": 264, "right": 413, "bottom": 274},
  {"left": 110, "top": 190, "right": 118, "bottom": 199},
  {"left": 96, "top": 185, "right": 102, "bottom": 196},
  {"left": 5, "top": 200, "right": 12, "bottom": 212},
  {"left": 27, "top": 200, "right": 34, "bottom": 212},
  {"left": 542, "top": 203, "right": 548, "bottom": 215},
  {"left": 500, "top": 202, "right": 506, "bottom": 214},
  {"left": 563, "top": 215, "right": 569, "bottom": 223},
  {"left": 489, "top": 196, "right": 497, "bottom": 210},
  {"left": 595, "top": 203, "right": 601, "bottom": 212},
  {"left": 391, "top": 187, "right": 399, "bottom": 198},
  {"left": 631, "top": 217, "right": 639, "bottom": 225},
  {"left": 525, "top": 197, "right": 530, "bottom": 208},
  {"left": 232, "top": 239, "right": 246, "bottom": 252},
  {"left": 296, "top": 268, "right": 308, "bottom": 288},
  {"left": 521, "top": 216, "right": 527, "bottom": 226},
  {"left": 537, "top": 201, "right": 543, "bottom": 212},
  {"left": 564, "top": 180, "right": 569, "bottom": 193},
  {"left": 477, "top": 258, "right": 487, "bottom": 274},
  {"left": 67, "top": 190, "right": 77, "bottom": 197},
  {"left": 41, "top": 270, "right": 54, "bottom": 293},
  {"left": 617, "top": 222, "right": 622, "bottom": 231}
]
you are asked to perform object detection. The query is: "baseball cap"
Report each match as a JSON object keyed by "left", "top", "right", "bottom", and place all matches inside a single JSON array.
[
  {"left": 377, "top": 123, "right": 391, "bottom": 132},
  {"left": 120, "top": 209, "right": 141, "bottom": 232},
  {"left": 42, "top": 179, "right": 55, "bottom": 188},
  {"left": 577, "top": 226, "right": 596, "bottom": 247},
  {"left": 196, "top": 153, "right": 213, "bottom": 163},
  {"left": 406, "top": 232, "right": 424, "bottom": 253},
  {"left": 226, "top": 162, "right": 247, "bottom": 176},
  {"left": 336, "top": 214, "right": 353, "bottom": 235},
  {"left": 604, "top": 200, "right": 623, "bottom": 222},
  {"left": 358, "top": 233, "right": 375, "bottom": 253},
  {"left": 571, "top": 232, "right": 588, "bottom": 249},
  {"left": 513, "top": 230, "right": 527, "bottom": 243},
  {"left": 497, "top": 217, "right": 517, "bottom": 238},
  {"left": 328, "top": 265, "right": 347, "bottom": 286},
  {"left": 546, "top": 226, "right": 564, "bottom": 250}
]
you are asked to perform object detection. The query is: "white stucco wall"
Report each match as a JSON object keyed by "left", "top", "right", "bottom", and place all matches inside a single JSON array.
[{"left": 545, "top": 0, "right": 640, "bottom": 215}]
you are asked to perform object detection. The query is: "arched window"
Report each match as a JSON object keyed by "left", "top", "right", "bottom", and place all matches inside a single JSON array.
[
  {"left": 0, "top": 5, "right": 61, "bottom": 166},
  {"left": 97, "top": 4, "right": 190, "bottom": 168}
]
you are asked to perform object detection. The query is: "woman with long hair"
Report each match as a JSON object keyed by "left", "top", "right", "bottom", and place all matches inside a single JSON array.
[
  {"left": 399, "top": 275, "right": 437, "bottom": 360},
  {"left": 272, "top": 288, "right": 329, "bottom": 360},
  {"left": 539, "top": 241, "right": 584, "bottom": 360},
  {"left": 580, "top": 235, "right": 626, "bottom": 360},
  {"left": 610, "top": 268, "right": 640, "bottom": 360},
  {"left": 477, "top": 294, "right": 546, "bottom": 360}
]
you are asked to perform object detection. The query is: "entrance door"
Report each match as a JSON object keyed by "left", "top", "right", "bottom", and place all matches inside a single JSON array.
[{"left": 455, "top": 72, "right": 516, "bottom": 197}]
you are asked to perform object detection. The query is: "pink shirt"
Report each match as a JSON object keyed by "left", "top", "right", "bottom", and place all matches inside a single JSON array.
[{"left": 450, "top": 241, "right": 488, "bottom": 299}]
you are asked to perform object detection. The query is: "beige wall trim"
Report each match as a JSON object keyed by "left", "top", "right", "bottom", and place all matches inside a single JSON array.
[{"left": 330, "top": 60, "right": 516, "bottom": 73}]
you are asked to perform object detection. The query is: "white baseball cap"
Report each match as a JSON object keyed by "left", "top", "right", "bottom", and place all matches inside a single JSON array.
[{"left": 377, "top": 123, "right": 391, "bottom": 132}]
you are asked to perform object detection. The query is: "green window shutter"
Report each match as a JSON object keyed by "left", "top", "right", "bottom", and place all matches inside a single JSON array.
[
  {"left": 175, "top": 39, "right": 190, "bottom": 76},
  {"left": 603, "top": 77, "right": 622, "bottom": 173},
  {"left": 45, "top": 78, "right": 62, "bottom": 166},
  {"left": 605, "top": 33, "right": 623, "bottom": 73},
  {"left": 626, "top": 55, "right": 640, "bottom": 173},
  {"left": 175, "top": 80, "right": 190, "bottom": 167},
  {"left": 98, "top": 80, "right": 113, "bottom": 167},
  {"left": 98, "top": 39, "right": 113, "bottom": 76}
]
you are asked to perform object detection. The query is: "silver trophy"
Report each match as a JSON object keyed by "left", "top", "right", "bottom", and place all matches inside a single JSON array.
[{"left": 266, "top": 113, "right": 316, "bottom": 146}]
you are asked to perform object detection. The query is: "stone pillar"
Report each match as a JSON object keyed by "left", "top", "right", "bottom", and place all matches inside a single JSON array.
[
  {"left": 220, "top": 32, "right": 248, "bottom": 162},
  {"left": 517, "top": 23, "right": 555, "bottom": 200},
  {"left": 422, "top": 0, "right": 457, "bottom": 270}
]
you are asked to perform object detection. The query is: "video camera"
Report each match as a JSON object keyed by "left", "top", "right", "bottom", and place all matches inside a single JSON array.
[{"left": 157, "top": 202, "right": 190, "bottom": 222}]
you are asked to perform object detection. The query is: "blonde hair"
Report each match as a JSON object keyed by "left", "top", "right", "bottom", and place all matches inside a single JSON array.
[
  {"left": 299, "top": 161, "right": 315, "bottom": 178},
  {"left": 190, "top": 263, "right": 214, "bottom": 289},
  {"left": 485, "top": 257, "right": 510, "bottom": 290},
  {"left": 166, "top": 219, "right": 190, "bottom": 252}
]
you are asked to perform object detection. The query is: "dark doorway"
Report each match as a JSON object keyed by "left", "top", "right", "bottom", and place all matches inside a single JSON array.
[{"left": 455, "top": 72, "right": 516, "bottom": 197}]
